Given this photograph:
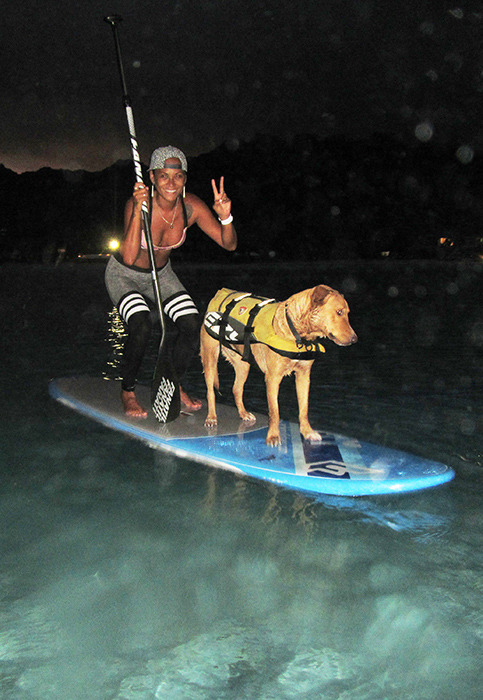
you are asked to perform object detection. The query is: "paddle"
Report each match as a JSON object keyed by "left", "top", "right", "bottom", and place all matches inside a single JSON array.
[{"left": 104, "top": 15, "right": 180, "bottom": 422}]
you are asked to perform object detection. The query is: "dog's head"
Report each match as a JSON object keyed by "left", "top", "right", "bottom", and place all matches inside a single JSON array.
[{"left": 297, "top": 285, "right": 358, "bottom": 347}]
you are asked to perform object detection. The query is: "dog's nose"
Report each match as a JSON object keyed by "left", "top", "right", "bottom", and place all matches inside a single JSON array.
[{"left": 350, "top": 333, "right": 358, "bottom": 344}]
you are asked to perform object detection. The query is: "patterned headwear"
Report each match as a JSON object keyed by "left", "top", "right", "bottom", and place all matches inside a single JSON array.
[{"left": 149, "top": 146, "right": 188, "bottom": 172}]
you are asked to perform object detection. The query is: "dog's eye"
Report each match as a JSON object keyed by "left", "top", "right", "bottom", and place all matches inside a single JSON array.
[{"left": 336, "top": 309, "right": 344, "bottom": 316}]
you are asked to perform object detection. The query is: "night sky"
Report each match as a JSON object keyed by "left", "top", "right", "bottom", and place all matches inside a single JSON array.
[{"left": 1, "top": 1, "right": 481, "bottom": 173}]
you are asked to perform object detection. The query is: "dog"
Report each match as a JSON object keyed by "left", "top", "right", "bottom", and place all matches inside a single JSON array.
[{"left": 200, "top": 284, "right": 357, "bottom": 446}]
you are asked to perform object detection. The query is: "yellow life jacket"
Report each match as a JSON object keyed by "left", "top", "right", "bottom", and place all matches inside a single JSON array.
[{"left": 204, "top": 288, "right": 326, "bottom": 360}]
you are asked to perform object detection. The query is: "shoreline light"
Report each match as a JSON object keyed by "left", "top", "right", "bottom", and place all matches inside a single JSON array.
[{"left": 108, "top": 239, "right": 120, "bottom": 251}]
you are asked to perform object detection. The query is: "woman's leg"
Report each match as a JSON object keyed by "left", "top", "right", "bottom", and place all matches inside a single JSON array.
[
  {"left": 120, "top": 309, "right": 152, "bottom": 392},
  {"left": 163, "top": 291, "right": 202, "bottom": 409},
  {"left": 118, "top": 292, "right": 152, "bottom": 417}
]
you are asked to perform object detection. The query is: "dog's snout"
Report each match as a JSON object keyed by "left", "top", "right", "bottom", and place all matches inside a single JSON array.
[{"left": 332, "top": 332, "right": 358, "bottom": 346}]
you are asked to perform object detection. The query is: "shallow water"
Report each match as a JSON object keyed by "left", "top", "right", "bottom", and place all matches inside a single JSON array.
[{"left": 1, "top": 260, "right": 482, "bottom": 700}]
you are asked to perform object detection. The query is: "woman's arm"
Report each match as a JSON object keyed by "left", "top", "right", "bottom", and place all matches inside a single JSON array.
[
  {"left": 121, "top": 184, "right": 149, "bottom": 265},
  {"left": 187, "top": 177, "right": 237, "bottom": 251}
]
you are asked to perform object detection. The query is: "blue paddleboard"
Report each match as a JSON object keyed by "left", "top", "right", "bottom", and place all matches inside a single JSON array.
[{"left": 49, "top": 376, "right": 454, "bottom": 497}]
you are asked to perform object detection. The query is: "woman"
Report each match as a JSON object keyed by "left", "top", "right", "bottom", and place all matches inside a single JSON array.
[{"left": 105, "top": 145, "right": 237, "bottom": 417}]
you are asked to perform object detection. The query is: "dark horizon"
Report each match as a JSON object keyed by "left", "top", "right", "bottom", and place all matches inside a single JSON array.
[{"left": 1, "top": 131, "right": 482, "bottom": 264}]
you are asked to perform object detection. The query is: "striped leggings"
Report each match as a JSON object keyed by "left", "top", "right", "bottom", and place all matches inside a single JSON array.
[{"left": 105, "top": 255, "right": 199, "bottom": 391}]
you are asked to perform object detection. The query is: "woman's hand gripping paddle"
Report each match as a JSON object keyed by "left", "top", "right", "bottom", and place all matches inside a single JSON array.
[{"left": 104, "top": 15, "right": 180, "bottom": 422}]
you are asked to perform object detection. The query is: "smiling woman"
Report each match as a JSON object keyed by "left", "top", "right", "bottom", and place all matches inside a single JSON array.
[{"left": 104, "top": 144, "right": 238, "bottom": 419}]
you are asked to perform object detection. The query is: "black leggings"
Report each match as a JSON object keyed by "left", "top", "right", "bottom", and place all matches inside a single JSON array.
[{"left": 121, "top": 311, "right": 200, "bottom": 392}]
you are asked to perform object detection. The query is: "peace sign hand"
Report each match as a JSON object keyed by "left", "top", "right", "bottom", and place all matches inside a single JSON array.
[{"left": 211, "top": 177, "right": 232, "bottom": 221}]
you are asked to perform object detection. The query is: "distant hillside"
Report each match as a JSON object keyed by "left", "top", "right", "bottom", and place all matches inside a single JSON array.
[{"left": 1, "top": 133, "right": 482, "bottom": 262}]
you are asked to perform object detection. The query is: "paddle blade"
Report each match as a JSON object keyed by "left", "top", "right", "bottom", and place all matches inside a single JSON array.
[{"left": 151, "top": 353, "right": 180, "bottom": 423}]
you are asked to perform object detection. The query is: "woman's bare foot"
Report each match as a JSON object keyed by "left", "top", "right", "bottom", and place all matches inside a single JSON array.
[
  {"left": 121, "top": 390, "right": 148, "bottom": 418},
  {"left": 180, "top": 387, "right": 202, "bottom": 411}
]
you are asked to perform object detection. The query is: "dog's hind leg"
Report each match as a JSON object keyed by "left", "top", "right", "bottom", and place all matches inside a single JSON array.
[
  {"left": 231, "top": 356, "right": 256, "bottom": 423},
  {"left": 200, "top": 326, "right": 220, "bottom": 427}
]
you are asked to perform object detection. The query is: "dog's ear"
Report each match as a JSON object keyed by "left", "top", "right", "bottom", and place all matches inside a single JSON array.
[{"left": 312, "top": 285, "right": 332, "bottom": 306}]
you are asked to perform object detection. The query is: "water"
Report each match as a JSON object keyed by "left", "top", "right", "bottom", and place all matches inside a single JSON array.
[{"left": 1, "top": 259, "right": 482, "bottom": 700}]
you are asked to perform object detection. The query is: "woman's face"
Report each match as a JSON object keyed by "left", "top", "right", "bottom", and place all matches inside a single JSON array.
[{"left": 150, "top": 157, "right": 186, "bottom": 201}]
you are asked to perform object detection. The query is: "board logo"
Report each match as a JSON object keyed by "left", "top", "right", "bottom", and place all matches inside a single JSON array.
[
  {"left": 307, "top": 461, "right": 350, "bottom": 479},
  {"left": 303, "top": 433, "right": 351, "bottom": 479},
  {"left": 238, "top": 306, "right": 247, "bottom": 315}
]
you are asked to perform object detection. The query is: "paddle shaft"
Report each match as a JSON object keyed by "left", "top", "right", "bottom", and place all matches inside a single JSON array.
[
  {"left": 104, "top": 15, "right": 165, "bottom": 335},
  {"left": 104, "top": 15, "right": 180, "bottom": 422}
]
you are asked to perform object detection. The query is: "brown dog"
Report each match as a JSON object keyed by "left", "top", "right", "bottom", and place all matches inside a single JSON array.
[{"left": 200, "top": 285, "right": 357, "bottom": 446}]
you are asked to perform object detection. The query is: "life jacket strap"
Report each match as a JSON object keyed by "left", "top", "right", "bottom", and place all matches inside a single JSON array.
[
  {"left": 239, "top": 296, "right": 275, "bottom": 361},
  {"left": 218, "top": 292, "right": 250, "bottom": 342},
  {"left": 285, "top": 303, "right": 325, "bottom": 353},
  {"left": 218, "top": 293, "right": 252, "bottom": 357},
  {"left": 285, "top": 304, "right": 304, "bottom": 346}
]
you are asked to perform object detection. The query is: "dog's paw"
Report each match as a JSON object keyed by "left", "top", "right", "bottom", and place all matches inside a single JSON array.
[
  {"left": 265, "top": 433, "right": 282, "bottom": 447},
  {"left": 204, "top": 416, "right": 218, "bottom": 428},
  {"left": 239, "top": 411, "right": 256, "bottom": 423},
  {"left": 304, "top": 430, "right": 322, "bottom": 443}
]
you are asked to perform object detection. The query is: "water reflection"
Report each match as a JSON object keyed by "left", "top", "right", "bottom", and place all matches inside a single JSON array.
[{"left": 2, "top": 261, "right": 482, "bottom": 700}]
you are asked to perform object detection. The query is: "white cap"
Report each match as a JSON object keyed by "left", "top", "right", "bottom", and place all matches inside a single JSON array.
[{"left": 149, "top": 146, "right": 188, "bottom": 172}]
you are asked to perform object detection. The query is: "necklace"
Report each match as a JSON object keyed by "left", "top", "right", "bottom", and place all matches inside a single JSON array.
[{"left": 160, "top": 197, "right": 179, "bottom": 229}]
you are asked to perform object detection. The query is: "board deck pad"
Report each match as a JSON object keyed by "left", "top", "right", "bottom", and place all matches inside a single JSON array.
[{"left": 49, "top": 377, "right": 455, "bottom": 497}]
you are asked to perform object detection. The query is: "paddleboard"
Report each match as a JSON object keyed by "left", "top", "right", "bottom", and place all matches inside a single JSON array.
[{"left": 48, "top": 376, "right": 455, "bottom": 497}]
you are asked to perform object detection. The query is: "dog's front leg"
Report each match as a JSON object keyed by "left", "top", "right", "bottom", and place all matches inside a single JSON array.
[
  {"left": 200, "top": 327, "right": 219, "bottom": 427},
  {"left": 295, "top": 362, "right": 321, "bottom": 442},
  {"left": 204, "top": 382, "right": 218, "bottom": 427},
  {"left": 265, "top": 371, "right": 284, "bottom": 446}
]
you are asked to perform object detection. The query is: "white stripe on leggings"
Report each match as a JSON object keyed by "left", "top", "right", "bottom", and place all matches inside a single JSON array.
[
  {"left": 119, "top": 293, "right": 150, "bottom": 323},
  {"left": 164, "top": 293, "right": 198, "bottom": 322}
]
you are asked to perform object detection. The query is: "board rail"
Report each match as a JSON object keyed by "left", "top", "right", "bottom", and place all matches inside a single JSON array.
[{"left": 49, "top": 377, "right": 455, "bottom": 497}]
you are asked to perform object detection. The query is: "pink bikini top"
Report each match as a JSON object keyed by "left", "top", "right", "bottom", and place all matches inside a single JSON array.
[
  {"left": 141, "top": 195, "right": 189, "bottom": 251},
  {"left": 140, "top": 227, "right": 187, "bottom": 251}
]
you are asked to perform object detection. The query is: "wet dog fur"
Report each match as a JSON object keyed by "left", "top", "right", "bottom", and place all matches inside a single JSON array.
[{"left": 200, "top": 284, "right": 357, "bottom": 446}]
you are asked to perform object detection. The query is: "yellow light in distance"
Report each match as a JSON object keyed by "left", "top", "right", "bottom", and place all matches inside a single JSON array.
[{"left": 108, "top": 239, "right": 120, "bottom": 251}]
